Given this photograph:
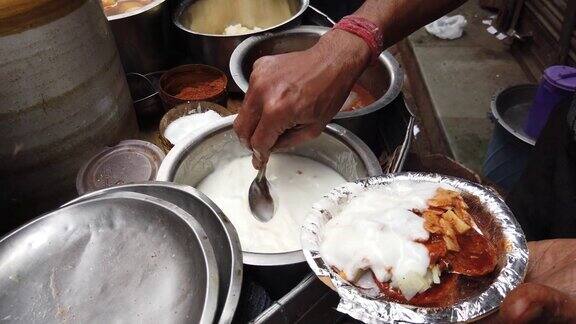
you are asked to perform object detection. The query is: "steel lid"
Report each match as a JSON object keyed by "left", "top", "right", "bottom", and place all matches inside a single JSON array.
[
  {"left": 64, "top": 182, "right": 243, "bottom": 324},
  {"left": 76, "top": 140, "right": 165, "bottom": 195},
  {"left": 0, "top": 191, "right": 219, "bottom": 323}
]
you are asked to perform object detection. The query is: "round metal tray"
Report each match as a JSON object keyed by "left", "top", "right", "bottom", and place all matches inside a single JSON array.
[
  {"left": 0, "top": 192, "right": 219, "bottom": 323},
  {"left": 64, "top": 182, "right": 242, "bottom": 324}
]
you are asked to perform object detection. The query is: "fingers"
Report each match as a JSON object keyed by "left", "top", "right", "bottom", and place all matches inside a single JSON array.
[
  {"left": 498, "top": 283, "right": 576, "bottom": 323},
  {"left": 249, "top": 106, "right": 286, "bottom": 169},
  {"left": 233, "top": 53, "right": 329, "bottom": 169},
  {"left": 233, "top": 69, "right": 264, "bottom": 149},
  {"left": 273, "top": 124, "right": 324, "bottom": 150},
  {"left": 250, "top": 123, "right": 325, "bottom": 169}
]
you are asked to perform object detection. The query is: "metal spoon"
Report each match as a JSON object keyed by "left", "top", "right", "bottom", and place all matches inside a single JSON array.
[{"left": 248, "top": 165, "right": 275, "bottom": 222}]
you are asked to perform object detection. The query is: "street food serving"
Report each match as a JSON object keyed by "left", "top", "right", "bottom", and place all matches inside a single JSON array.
[
  {"left": 303, "top": 174, "right": 528, "bottom": 322},
  {"left": 319, "top": 182, "right": 498, "bottom": 307}
]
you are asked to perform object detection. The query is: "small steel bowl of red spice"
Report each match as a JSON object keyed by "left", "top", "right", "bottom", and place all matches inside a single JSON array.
[{"left": 159, "top": 64, "right": 228, "bottom": 109}]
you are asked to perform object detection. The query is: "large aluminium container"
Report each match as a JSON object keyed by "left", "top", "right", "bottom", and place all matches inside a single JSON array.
[{"left": 0, "top": 0, "right": 138, "bottom": 231}]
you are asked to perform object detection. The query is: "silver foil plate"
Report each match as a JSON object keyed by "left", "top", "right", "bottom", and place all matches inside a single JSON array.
[{"left": 301, "top": 172, "right": 529, "bottom": 323}]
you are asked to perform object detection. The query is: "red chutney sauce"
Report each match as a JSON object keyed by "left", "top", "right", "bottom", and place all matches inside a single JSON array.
[{"left": 341, "top": 84, "right": 376, "bottom": 112}]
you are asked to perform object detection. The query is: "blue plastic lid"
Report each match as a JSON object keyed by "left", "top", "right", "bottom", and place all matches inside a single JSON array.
[{"left": 543, "top": 65, "right": 576, "bottom": 91}]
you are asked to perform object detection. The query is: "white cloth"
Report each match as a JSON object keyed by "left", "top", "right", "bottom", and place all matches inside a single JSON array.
[{"left": 425, "top": 15, "right": 467, "bottom": 40}]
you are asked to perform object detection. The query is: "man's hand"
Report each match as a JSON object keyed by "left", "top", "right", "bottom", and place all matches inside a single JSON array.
[
  {"left": 494, "top": 239, "right": 576, "bottom": 323},
  {"left": 233, "top": 30, "right": 370, "bottom": 169},
  {"left": 233, "top": 0, "right": 468, "bottom": 169}
]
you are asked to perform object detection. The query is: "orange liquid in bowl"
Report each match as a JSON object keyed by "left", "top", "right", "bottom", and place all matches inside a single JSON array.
[{"left": 102, "top": 0, "right": 153, "bottom": 17}]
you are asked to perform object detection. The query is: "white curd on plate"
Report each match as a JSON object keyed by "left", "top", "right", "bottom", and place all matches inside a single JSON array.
[{"left": 320, "top": 182, "right": 454, "bottom": 300}]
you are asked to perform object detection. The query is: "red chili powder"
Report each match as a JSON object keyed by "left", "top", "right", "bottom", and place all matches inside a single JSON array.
[{"left": 174, "top": 73, "right": 226, "bottom": 100}]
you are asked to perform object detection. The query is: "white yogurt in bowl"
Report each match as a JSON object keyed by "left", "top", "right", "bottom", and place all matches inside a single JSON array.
[
  {"left": 198, "top": 154, "right": 345, "bottom": 253},
  {"left": 156, "top": 116, "right": 383, "bottom": 266}
]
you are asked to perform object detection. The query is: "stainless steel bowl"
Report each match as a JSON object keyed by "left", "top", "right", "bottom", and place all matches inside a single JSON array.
[
  {"left": 63, "top": 182, "right": 242, "bottom": 324},
  {"left": 0, "top": 192, "right": 219, "bottom": 323},
  {"left": 156, "top": 115, "right": 382, "bottom": 266},
  {"left": 173, "top": 0, "right": 310, "bottom": 90},
  {"left": 229, "top": 25, "right": 404, "bottom": 142},
  {"left": 490, "top": 84, "right": 537, "bottom": 146},
  {"left": 107, "top": 0, "right": 171, "bottom": 73},
  {"left": 126, "top": 72, "right": 164, "bottom": 122}
]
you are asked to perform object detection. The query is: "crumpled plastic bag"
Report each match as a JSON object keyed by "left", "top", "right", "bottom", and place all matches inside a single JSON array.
[{"left": 425, "top": 15, "right": 467, "bottom": 40}]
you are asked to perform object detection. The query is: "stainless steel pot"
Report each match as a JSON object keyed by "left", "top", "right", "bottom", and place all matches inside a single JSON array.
[
  {"left": 173, "top": 0, "right": 309, "bottom": 90},
  {"left": 156, "top": 115, "right": 382, "bottom": 266},
  {"left": 106, "top": 0, "right": 171, "bottom": 73},
  {"left": 0, "top": 0, "right": 138, "bottom": 230},
  {"left": 229, "top": 26, "right": 404, "bottom": 152}
]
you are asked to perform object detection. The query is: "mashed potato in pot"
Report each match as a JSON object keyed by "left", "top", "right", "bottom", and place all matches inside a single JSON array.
[{"left": 182, "top": 0, "right": 294, "bottom": 35}]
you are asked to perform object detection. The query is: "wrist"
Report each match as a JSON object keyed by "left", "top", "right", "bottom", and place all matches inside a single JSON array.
[
  {"left": 333, "top": 16, "right": 384, "bottom": 65},
  {"left": 316, "top": 29, "right": 371, "bottom": 74}
]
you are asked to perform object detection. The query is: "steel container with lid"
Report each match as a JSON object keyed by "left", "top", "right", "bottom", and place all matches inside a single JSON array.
[{"left": 0, "top": 0, "right": 138, "bottom": 231}]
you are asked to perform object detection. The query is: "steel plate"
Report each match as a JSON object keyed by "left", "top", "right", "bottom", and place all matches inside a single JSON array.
[
  {"left": 64, "top": 182, "right": 243, "bottom": 324},
  {"left": 0, "top": 192, "right": 218, "bottom": 323}
]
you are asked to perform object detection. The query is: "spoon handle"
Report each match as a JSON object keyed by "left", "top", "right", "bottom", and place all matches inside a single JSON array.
[{"left": 256, "top": 165, "right": 266, "bottom": 182}]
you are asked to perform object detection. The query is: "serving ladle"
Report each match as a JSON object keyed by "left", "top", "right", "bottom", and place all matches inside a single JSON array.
[{"left": 248, "top": 165, "right": 275, "bottom": 222}]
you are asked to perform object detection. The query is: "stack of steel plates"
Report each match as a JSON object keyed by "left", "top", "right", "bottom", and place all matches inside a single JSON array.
[{"left": 0, "top": 182, "right": 242, "bottom": 324}]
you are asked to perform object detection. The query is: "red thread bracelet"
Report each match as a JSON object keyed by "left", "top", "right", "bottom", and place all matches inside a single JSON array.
[{"left": 334, "top": 15, "right": 383, "bottom": 65}]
